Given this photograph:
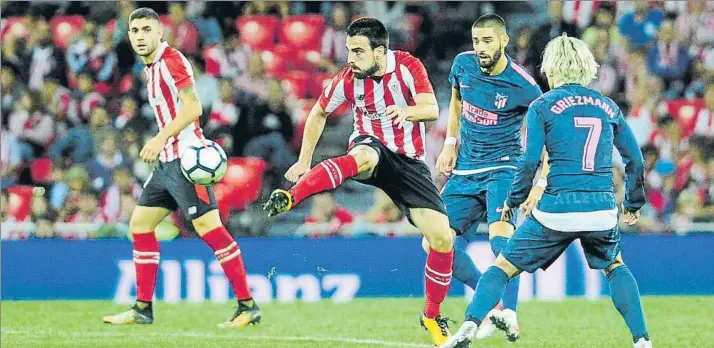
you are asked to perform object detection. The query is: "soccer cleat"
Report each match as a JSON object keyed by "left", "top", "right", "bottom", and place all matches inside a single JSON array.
[
  {"left": 263, "top": 189, "right": 293, "bottom": 217},
  {"left": 490, "top": 308, "right": 520, "bottom": 342},
  {"left": 218, "top": 301, "right": 262, "bottom": 328},
  {"left": 634, "top": 337, "right": 653, "bottom": 348},
  {"left": 103, "top": 304, "right": 153, "bottom": 325},
  {"left": 438, "top": 320, "right": 478, "bottom": 348},
  {"left": 420, "top": 313, "right": 452, "bottom": 346},
  {"left": 475, "top": 301, "right": 503, "bottom": 340}
]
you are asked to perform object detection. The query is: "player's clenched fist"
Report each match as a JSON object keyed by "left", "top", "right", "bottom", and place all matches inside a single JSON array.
[
  {"left": 386, "top": 105, "right": 409, "bottom": 129},
  {"left": 140, "top": 135, "right": 167, "bottom": 163},
  {"left": 285, "top": 161, "right": 311, "bottom": 183},
  {"left": 436, "top": 146, "right": 457, "bottom": 177}
]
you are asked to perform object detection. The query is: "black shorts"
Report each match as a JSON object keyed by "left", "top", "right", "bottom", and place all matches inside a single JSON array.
[
  {"left": 350, "top": 135, "right": 446, "bottom": 220},
  {"left": 137, "top": 160, "right": 218, "bottom": 219}
]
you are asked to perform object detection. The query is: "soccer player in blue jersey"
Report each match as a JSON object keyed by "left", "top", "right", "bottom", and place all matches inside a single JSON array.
[
  {"left": 427, "top": 13, "right": 545, "bottom": 342},
  {"left": 440, "top": 34, "right": 652, "bottom": 348}
]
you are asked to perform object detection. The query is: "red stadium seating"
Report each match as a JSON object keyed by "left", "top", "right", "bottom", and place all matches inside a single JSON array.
[
  {"left": 50, "top": 16, "right": 85, "bottom": 49},
  {"left": 259, "top": 44, "right": 292, "bottom": 76},
  {"left": 280, "top": 71, "right": 311, "bottom": 99},
  {"left": 213, "top": 157, "right": 268, "bottom": 218},
  {"left": 236, "top": 16, "right": 280, "bottom": 50},
  {"left": 311, "top": 73, "right": 333, "bottom": 99},
  {"left": 7, "top": 186, "right": 34, "bottom": 222},
  {"left": 279, "top": 15, "right": 325, "bottom": 50},
  {"left": 1, "top": 17, "right": 29, "bottom": 41},
  {"left": 294, "top": 49, "right": 322, "bottom": 71},
  {"left": 30, "top": 158, "right": 53, "bottom": 184}
]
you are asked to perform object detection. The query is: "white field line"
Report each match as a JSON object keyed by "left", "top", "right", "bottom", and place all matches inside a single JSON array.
[{"left": 1, "top": 329, "right": 433, "bottom": 348}]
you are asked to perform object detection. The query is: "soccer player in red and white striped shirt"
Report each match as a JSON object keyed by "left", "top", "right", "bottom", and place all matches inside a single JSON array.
[
  {"left": 103, "top": 8, "right": 260, "bottom": 328},
  {"left": 262, "top": 18, "right": 455, "bottom": 345}
]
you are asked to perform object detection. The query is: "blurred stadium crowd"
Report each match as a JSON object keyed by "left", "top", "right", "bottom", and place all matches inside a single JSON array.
[{"left": 1, "top": 1, "right": 713, "bottom": 239}]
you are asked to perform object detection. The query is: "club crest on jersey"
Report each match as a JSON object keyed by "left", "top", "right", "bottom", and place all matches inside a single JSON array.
[{"left": 495, "top": 93, "right": 508, "bottom": 109}]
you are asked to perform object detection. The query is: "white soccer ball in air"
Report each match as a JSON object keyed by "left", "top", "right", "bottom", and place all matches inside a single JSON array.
[{"left": 180, "top": 140, "right": 228, "bottom": 185}]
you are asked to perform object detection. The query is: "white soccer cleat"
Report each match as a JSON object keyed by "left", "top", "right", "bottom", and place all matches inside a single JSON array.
[
  {"left": 490, "top": 308, "right": 520, "bottom": 342},
  {"left": 474, "top": 310, "right": 498, "bottom": 339},
  {"left": 634, "top": 337, "right": 653, "bottom": 348},
  {"left": 438, "top": 320, "right": 478, "bottom": 348}
]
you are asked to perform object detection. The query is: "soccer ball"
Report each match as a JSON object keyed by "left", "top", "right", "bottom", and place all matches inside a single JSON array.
[{"left": 180, "top": 141, "right": 228, "bottom": 185}]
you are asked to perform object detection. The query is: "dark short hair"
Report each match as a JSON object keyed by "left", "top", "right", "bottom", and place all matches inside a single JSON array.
[
  {"left": 129, "top": 7, "right": 160, "bottom": 23},
  {"left": 347, "top": 17, "right": 389, "bottom": 50},
  {"left": 472, "top": 13, "right": 507, "bottom": 31}
]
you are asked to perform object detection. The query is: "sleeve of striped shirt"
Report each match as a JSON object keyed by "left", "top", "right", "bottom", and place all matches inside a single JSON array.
[
  {"left": 403, "top": 56, "right": 434, "bottom": 94},
  {"left": 164, "top": 51, "right": 195, "bottom": 90},
  {"left": 318, "top": 70, "right": 347, "bottom": 114}
]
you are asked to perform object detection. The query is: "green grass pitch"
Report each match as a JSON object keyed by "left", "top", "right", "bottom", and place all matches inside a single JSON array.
[{"left": 2, "top": 297, "right": 712, "bottom": 347}]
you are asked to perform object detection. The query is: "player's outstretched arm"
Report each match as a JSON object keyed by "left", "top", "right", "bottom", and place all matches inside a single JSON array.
[
  {"left": 435, "top": 87, "right": 462, "bottom": 177},
  {"left": 139, "top": 86, "right": 202, "bottom": 162},
  {"left": 613, "top": 111, "right": 646, "bottom": 214},
  {"left": 505, "top": 108, "right": 546, "bottom": 211},
  {"left": 284, "top": 103, "right": 330, "bottom": 183}
]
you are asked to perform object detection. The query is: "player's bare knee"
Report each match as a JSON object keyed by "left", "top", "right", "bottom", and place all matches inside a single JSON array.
[
  {"left": 494, "top": 255, "right": 520, "bottom": 278},
  {"left": 192, "top": 210, "right": 223, "bottom": 236},
  {"left": 421, "top": 236, "right": 431, "bottom": 253},
  {"left": 488, "top": 221, "right": 514, "bottom": 239},
  {"left": 349, "top": 146, "right": 379, "bottom": 173},
  {"left": 412, "top": 209, "right": 453, "bottom": 252},
  {"left": 129, "top": 206, "right": 169, "bottom": 234}
]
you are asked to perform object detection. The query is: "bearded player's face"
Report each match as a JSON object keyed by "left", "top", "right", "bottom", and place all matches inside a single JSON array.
[
  {"left": 346, "top": 35, "right": 383, "bottom": 79},
  {"left": 128, "top": 18, "right": 162, "bottom": 57},
  {"left": 471, "top": 27, "right": 506, "bottom": 71}
]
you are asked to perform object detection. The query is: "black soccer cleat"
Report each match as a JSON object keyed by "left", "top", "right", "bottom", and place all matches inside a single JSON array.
[
  {"left": 262, "top": 189, "right": 293, "bottom": 217},
  {"left": 218, "top": 300, "right": 262, "bottom": 328}
]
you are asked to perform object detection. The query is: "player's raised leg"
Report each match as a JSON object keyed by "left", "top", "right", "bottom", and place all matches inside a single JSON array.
[
  {"left": 190, "top": 209, "right": 261, "bottom": 328},
  {"left": 103, "top": 206, "right": 170, "bottom": 324},
  {"left": 604, "top": 254, "right": 651, "bottom": 347},
  {"left": 263, "top": 144, "right": 377, "bottom": 217},
  {"left": 411, "top": 208, "right": 455, "bottom": 346}
]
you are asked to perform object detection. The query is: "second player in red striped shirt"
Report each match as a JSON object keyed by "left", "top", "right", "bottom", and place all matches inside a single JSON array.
[{"left": 262, "top": 17, "right": 457, "bottom": 346}]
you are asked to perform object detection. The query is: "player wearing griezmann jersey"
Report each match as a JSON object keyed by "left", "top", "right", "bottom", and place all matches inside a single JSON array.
[
  {"left": 430, "top": 14, "right": 544, "bottom": 342},
  {"left": 441, "top": 35, "right": 651, "bottom": 348}
]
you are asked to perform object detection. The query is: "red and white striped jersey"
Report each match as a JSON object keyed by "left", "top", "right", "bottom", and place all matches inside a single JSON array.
[
  {"left": 318, "top": 50, "right": 435, "bottom": 161},
  {"left": 143, "top": 41, "right": 207, "bottom": 163}
]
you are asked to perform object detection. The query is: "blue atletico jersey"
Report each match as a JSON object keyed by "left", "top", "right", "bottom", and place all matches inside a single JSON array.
[
  {"left": 506, "top": 84, "right": 646, "bottom": 231},
  {"left": 449, "top": 52, "right": 542, "bottom": 171}
]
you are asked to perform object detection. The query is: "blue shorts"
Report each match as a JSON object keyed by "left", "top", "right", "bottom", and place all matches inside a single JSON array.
[
  {"left": 502, "top": 216, "right": 621, "bottom": 273},
  {"left": 440, "top": 168, "right": 516, "bottom": 241}
]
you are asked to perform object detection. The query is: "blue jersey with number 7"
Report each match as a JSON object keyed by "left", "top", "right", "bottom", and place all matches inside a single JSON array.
[{"left": 506, "top": 83, "right": 646, "bottom": 215}]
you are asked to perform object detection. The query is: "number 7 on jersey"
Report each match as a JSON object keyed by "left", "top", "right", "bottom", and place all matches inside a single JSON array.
[{"left": 574, "top": 117, "right": 602, "bottom": 172}]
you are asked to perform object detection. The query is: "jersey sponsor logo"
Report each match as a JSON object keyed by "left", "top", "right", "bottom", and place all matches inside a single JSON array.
[
  {"left": 495, "top": 93, "right": 508, "bottom": 109},
  {"left": 356, "top": 106, "right": 385, "bottom": 120},
  {"left": 462, "top": 101, "right": 499, "bottom": 126}
]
